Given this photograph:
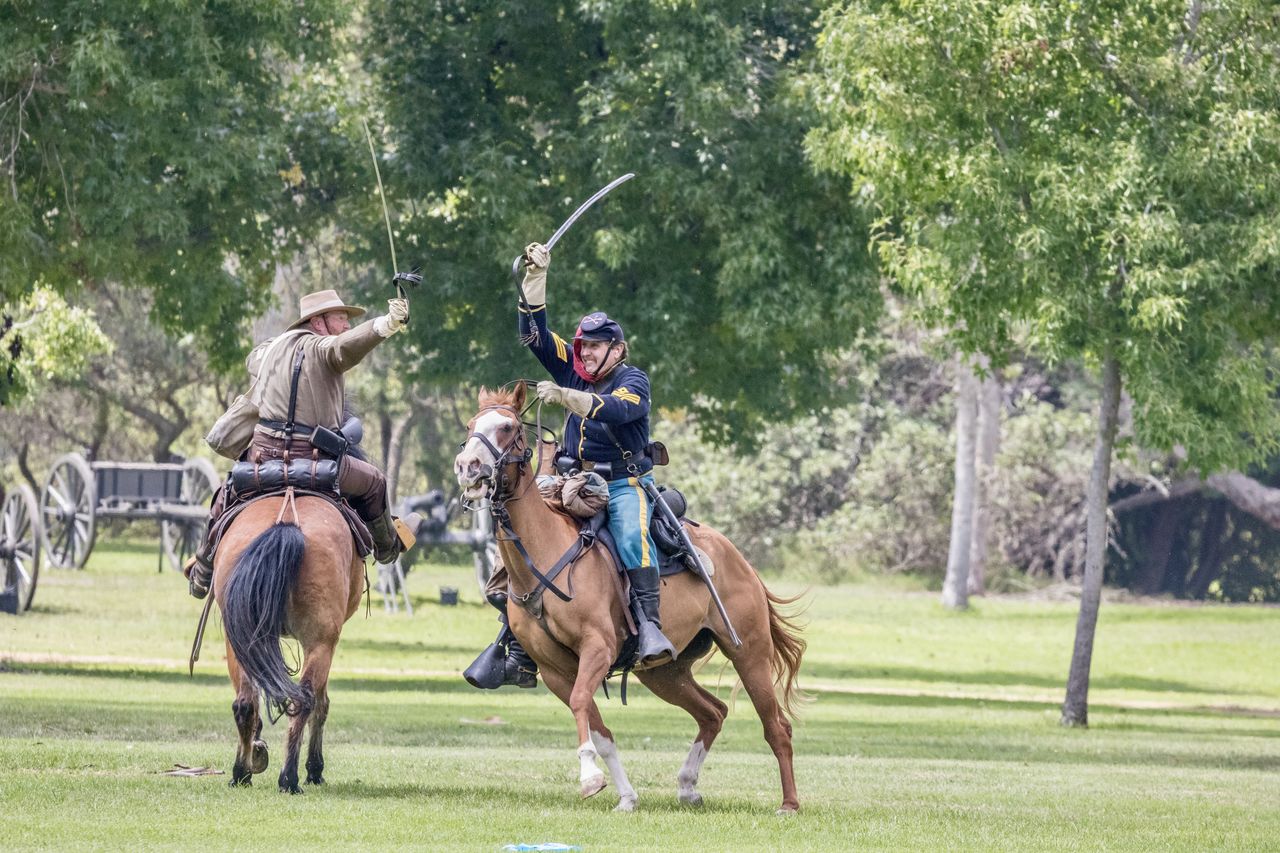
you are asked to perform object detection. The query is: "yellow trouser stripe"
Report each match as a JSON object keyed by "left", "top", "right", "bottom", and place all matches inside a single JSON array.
[{"left": 630, "top": 477, "right": 651, "bottom": 567}]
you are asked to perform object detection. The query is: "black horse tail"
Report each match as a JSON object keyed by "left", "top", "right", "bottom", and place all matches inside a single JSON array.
[{"left": 222, "top": 522, "right": 307, "bottom": 718}]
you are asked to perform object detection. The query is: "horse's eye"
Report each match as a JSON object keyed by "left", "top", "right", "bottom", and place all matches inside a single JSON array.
[{"left": 500, "top": 423, "right": 513, "bottom": 433}]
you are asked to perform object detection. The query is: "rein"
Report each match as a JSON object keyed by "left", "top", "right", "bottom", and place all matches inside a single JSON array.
[{"left": 462, "top": 398, "right": 580, "bottom": 605}]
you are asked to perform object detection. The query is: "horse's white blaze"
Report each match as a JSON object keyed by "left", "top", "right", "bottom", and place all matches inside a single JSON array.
[
  {"left": 455, "top": 410, "right": 512, "bottom": 493},
  {"left": 591, "top": 729, "right": 637, "bottom": 811},
  {"left": 677, "top": 741, "right": 708, "bottom": 804},
  {"left": 577, "top": 739, "right": 604, "bottom": 786}
]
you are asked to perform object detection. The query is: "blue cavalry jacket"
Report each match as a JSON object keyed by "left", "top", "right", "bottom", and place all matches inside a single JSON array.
[{"left": 521, "top": 306, "right": 654, "bottom": 477}]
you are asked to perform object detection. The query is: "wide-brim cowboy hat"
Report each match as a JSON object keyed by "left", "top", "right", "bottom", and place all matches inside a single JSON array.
[{"left": 293, "top": 289, "right": 367, "bottom": 328}]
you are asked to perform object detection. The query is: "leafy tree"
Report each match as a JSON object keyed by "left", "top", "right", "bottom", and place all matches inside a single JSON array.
[
  {"left": 807, "top": 0, "right": 1280, "bottom": 724},
  {"left": 362, "top": 0, "right": 880, "bottom": 444},
  {"left": 0, "top": 0, "right": 354, "bottom": 377}
]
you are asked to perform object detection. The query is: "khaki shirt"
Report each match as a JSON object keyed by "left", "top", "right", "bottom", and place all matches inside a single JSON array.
[{"left": 249, "top": 320, "right": 385, "bottom": 435}]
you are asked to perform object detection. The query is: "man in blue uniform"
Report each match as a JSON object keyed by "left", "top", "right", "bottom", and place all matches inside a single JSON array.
[{"left": 464, "top": 242, "right": 675, "bottom": 689}]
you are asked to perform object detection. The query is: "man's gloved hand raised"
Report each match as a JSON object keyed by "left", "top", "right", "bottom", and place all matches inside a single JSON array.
[
  {"left": 375, "top": 297, "right": 410, "bottom": 337},
  {"left": 521, "top": 242, "right": 550, "bottom": 308},
  {"left": 536, "top": 379, "right": 593, "bottom": 416}
]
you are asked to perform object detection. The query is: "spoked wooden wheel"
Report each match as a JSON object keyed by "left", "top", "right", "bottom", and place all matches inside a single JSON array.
[
  {"left": 41, "top": 453, "right": 96, "bottom": 570},
  {"left": 1, "top": 484, "right": 41, "bottom": 611},
  {"left": 161, "top": 458, "right": 219, "bottom": 573}
]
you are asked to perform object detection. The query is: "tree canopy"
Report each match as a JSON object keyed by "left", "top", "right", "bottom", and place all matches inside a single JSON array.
[
  {"left": 806, "top": 0, "right": 1280, "bottom": 471},
  {"left": 0, "top": 0, "right": 354, "bottom": 372},
  {"left": 362, "top": 0, "right": 879, "bottom": 443}
]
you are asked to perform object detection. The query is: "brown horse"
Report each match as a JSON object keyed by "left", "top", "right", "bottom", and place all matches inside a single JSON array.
[
  {"left": 455, "top": 384, "right": 806, "bottom": 813},
  {"left": 212, "top": 494, "right": 363, "bottom": 792}
]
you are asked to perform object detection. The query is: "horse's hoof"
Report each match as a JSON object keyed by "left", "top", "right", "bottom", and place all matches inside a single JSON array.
[
  {"left": 305, "top": 775, "right": 325, "bottom": 786},
  {"left": 614, "top": 798, "right": 636, "bottom": 813},
  {"left": 678, "top": 791, "right": 704, "bottom": 807},
  {"left": 250, "top": 740, "right": 269, "bottom": 775},
  {"left": 580, "top": 774, "right": 607, "bottom": 799},
  {"left": 228, "top": 776, "right": 251, "bottom": 788},
  {"left": 280, "top": 784, "right": 304, "bottom": 795},
  {"left": 776, "top": 805, "right": 799, "bottom": 816}
]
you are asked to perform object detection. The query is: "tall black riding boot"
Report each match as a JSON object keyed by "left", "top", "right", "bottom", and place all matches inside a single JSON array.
[
  {"left": 630, "top": 566, "right": 677, "bottom": 664},
  {"left": 368, "top": 508, "right": 404, "bottom": 564}
]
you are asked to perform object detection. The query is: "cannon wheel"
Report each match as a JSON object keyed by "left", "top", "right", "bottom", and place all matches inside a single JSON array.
[
  {"left": 472, "top": 509, "right": 499, "bottom": 597},
  {"left": 41, "top": 453, "right": 96, "bottom": 570},
  {"left": 2, "top": 484, "right": 41, "bottom": 611},
  {"left": 160, "top": 458, "right": 219, "bottom": 573}
]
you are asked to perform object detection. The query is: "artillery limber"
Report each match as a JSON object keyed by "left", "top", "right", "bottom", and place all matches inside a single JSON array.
[{"left": 39, "top": 453, "right": 219, "bottom": 573}]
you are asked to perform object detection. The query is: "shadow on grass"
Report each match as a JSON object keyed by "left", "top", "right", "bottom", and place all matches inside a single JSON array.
[
  {"left": 0, "top": 662, "right": 496, "bottom": 696},
  {"left": 810, "top": 687, "right": 1280, "bottom": 723},
  {"left": 336, "top": 637, "right": 479, "bottom": 657},
  {"left": 315, "top": 779, "right": 767, "bottom": 814},
  {"left": 803, "top": 660, "right": 1216, "bottom": 695}
]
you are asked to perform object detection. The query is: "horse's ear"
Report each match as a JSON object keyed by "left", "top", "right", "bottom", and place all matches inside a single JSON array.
[{"left": 511, "top": 381, "right": 527, "bottom": 410}]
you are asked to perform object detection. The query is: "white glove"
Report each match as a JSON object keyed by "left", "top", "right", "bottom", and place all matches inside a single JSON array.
[
  {"left": 375, "top": 297, "right": 409, "bottom": 337},
  {"left": 537, "top": 380, "right": 593, "bottom": 417},
  {"left": 521, "top": 242, "right": 549, "bottom": 307}
]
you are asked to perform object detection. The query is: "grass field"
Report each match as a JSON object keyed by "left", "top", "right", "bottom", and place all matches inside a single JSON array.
[{"left": 3, "top": 534, "right": 1280, "bottom": 851}]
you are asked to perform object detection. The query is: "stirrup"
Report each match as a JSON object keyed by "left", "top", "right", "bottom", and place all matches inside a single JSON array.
[{"left": 635, "top": 619, "right": 677, "bottom": 664}]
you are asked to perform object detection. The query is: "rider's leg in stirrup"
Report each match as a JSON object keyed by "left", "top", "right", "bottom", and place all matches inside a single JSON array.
[
  {"left": 184, "top": 480, "right": 229, "bottom": 599},
  {"left": 608, "top": 473, "right": 675, "bottom": 663},
  {"left": 464, "top": 584, "right": 537, "bottom": 689}
]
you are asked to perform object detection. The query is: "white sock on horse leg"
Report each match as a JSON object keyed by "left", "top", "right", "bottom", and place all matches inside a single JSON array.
[
  {"left": 591, "top": 729, "right": 637, "bottom": 810},
  {"left": 677, "top": 741, "right": 708, "bottom": 804},
  {"left": 578, "top": 740, "right": 603, "bottom": 786}
]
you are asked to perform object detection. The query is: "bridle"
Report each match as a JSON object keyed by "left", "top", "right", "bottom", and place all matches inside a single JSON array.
[
  {"left": 459, "top": 400, "right": 576, "bottom": 605},
  {"left": 459, "top": 404, "right": 535, "bottom": 511}
]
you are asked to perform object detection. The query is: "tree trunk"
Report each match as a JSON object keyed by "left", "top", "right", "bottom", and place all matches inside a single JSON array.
[
  {"left": 384, "top": 410, "right": 418, "bottom": 507},
  {"left": 1135, "top": 500, "right": 1181, "bottom": 595},
  {"left": 17, "top": 443, "right": 39, "bottom": 493},
  {"left": 942, "top": 355, "right": 978, "bottom": 609},
  {"left": 1187, "top": 500, "right": 1230, "bottom": 599},
  {"left": 968, "top": 361, "right": 1000, "bottom": 596},
  {"left": 88, "top": 394, "right": 110, "bottom": 462},
  {"left": 1061, "top": 347, "right": 1122, "bottom": 727}
]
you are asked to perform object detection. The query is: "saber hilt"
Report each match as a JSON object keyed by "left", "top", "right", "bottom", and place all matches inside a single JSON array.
[{"left": 392, "top": 266, "right": 422, "bottom": 323}]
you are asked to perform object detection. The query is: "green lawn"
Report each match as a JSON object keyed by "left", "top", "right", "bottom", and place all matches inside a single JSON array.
[{"left": 2, "top": 535, "right": 1279, "bottom": 851}]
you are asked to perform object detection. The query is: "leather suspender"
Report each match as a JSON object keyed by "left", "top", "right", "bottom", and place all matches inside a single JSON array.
[{"left": 283, "top": 347, "right": 306, "bottom": 442}]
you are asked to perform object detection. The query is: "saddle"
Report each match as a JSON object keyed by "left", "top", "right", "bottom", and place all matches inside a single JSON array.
[{"left": 204, "top": 474, "right": 374, "bottom": 564}]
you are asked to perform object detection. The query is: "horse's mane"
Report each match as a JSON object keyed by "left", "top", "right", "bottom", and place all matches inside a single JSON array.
[{"left": 478, "top": 385, "right": 523, "bottom": 411}]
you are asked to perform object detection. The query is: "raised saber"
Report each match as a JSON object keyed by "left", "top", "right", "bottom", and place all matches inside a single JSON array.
[
  {"left": 362, "top": 118, "right": 421, "bottom": 317},
  {"left": 510, "top": 172, "right": 636, "bottom": 285}
]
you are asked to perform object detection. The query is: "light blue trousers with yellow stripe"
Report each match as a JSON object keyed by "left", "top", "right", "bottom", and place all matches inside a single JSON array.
[{"left": 607, "top": 475, "right": 658, "bottom": 570}]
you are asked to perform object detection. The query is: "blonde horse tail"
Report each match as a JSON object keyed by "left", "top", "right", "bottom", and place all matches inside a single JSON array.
[{"left": 764, "top": 585, "right": 809, "bottom": 719}]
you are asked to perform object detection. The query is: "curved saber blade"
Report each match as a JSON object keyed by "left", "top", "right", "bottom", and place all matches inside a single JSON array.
[
  {"left": 546, "top": 172, "right": 635, "bottom": 251},
  {"left": 510, "top": 173, "right": 635, "bottom": 280}
]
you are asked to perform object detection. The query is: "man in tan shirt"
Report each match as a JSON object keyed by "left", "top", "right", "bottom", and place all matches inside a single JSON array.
[{"left": 186, "top": 288, "right": 409, "bottom": 598}]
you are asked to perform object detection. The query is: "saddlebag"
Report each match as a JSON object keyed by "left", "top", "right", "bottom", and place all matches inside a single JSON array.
[{"left": 230, "top": 458, "right": 340, "bottom": 499}]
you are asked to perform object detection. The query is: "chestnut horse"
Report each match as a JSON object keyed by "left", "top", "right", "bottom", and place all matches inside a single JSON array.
[
  {"left": 213, "top": 494, "right": 363, "bottom": 792},
  {"left": 455, "top": 385, "right": 806, "bottom": 813}
]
